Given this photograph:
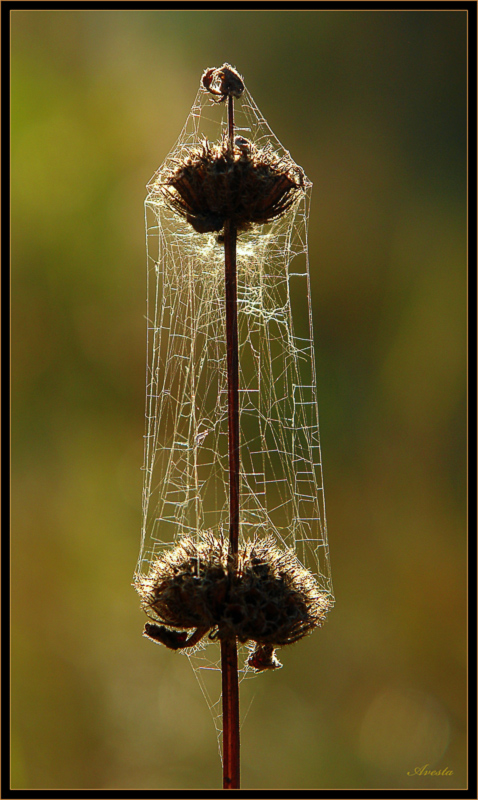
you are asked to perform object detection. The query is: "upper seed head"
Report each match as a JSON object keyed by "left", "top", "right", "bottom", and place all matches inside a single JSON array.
[{"left": 152, "top": 137, "right": 305, "bottom": 235}]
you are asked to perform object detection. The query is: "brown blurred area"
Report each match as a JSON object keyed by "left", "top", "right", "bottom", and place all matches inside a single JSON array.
[{"left": 10, "top": 9, "right": 468, "bottom": 790}]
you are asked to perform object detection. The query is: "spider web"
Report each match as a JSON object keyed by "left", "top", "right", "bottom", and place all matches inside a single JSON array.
[{"left": 136, "top": 79, "right": 334, "bottom": 753}]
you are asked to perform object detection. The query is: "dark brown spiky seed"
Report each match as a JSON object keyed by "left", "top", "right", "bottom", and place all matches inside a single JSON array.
[
  {"left": 135, "top": 532, "right": 332, "bottom": 670},
  {"left": 152, "top": 137, "right": 304, "bottom": 235}
]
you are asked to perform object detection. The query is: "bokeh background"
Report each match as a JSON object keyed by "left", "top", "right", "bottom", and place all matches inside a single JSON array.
[{"left": 11, "top": 8, "right": 468, "bottom": 791}]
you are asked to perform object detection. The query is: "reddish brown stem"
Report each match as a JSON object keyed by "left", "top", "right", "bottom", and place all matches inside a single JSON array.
[
  {"left": 220, "top": 91, "right": 241, "bottom": 790},
  {"left": 224, "top": 216, "right": 240, "bottom": 558},
  {"left": 227, "top": 91, "right": 235, "bottom": 145},
  {"left": 221, "top": 637, "right": 240, "bottom": 788}
]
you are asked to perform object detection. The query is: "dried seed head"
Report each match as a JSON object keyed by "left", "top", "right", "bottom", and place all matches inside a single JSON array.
[
  {"left": 154, "top": 137, "right": 305, "bottom": 235},
  {"left": 201, "top": 63, "right": 245, "bottom": 101},
  {"left": 135, "top": 532, "right": 332, "bottom": 670}
]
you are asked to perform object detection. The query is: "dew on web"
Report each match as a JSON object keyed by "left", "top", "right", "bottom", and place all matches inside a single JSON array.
[{"left": 134, "top": 68, "right": 334, "bottom": 758}]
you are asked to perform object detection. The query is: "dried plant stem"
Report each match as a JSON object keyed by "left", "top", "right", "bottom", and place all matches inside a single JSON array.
[
  {"left": 221, "top": 637, "right": 240, "bottom": 788},
  {"left": 220, "top": 92, "right": 241, "bottom": 790},
  {"left": 224, "top": 216, "right": 240, "bottom": 558}
]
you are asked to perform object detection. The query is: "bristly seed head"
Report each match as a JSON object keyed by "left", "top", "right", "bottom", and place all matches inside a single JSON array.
[
  {"left": 135, "top": 533, "right": 332, "bottom": 671},
  {"left": 154, "top": 137, "right": 305, "bottom": 236}
]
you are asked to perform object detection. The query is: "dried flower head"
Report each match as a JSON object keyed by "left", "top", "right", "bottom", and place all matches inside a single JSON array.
[
  {"left": 135, "top": 533, "right": 332, "bottom": 671},
  {"left": 154, "top": 137, "right": 305, "bottom": 235}
]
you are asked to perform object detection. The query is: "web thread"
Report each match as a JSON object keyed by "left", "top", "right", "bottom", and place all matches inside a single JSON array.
[{"left": 137, "top": 83, "right": 334, "bottom": 751}]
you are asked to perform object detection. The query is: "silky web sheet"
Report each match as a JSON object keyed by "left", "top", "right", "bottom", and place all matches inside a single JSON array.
[{"left": 136, "top": 79, "right": 334, "bottom": 742}]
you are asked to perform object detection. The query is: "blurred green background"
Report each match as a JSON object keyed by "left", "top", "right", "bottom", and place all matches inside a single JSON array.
[{"left": 11, "top": 8, "right": 468, "bottom": 791}]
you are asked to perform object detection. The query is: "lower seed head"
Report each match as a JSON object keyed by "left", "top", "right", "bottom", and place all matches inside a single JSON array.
[{"left": 135, "top": 532, "right": 332, "bottom": 651}]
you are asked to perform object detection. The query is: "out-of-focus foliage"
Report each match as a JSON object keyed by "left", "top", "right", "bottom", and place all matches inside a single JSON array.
[{"left": 11, "top": 9, "right": 467, "bottom": 790}]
